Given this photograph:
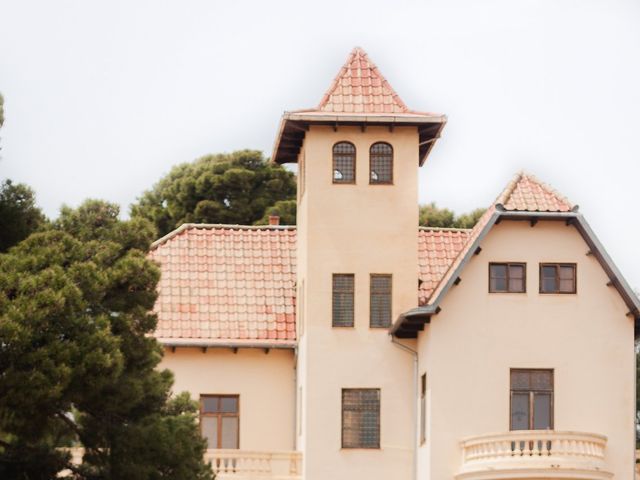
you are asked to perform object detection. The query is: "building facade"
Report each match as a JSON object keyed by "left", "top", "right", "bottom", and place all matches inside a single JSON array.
[{"left": 150, "top": 48, "right": 639, "bottom": 479}]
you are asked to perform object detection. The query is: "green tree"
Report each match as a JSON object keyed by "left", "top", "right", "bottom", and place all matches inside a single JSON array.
[
  {"left": 0, "top": 179, "right": 47, "bottom": 252},
  {"left": 0, "top": 200, "right": 212, "bottom": 479},
  {"left": 419, "top": 202, "right": 485, "bottom": 228},
  {"left": 255, "top": 199, "right": 296, "bottom": 225},
  {"left": 131, "top": 150, "right": 297, "bottom": 237}
]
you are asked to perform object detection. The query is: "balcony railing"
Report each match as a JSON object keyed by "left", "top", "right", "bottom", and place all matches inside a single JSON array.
[
  {"left": 204, "top": 449, "right": 302, "bottom": 480},
  {"left": 458, "top": 430, "right": 612, "bottom": 479}
]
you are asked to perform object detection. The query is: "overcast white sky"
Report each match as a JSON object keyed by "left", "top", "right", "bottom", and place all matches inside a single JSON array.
[{"left": 1, "top": 0, "right": 639, "bottom": 287}]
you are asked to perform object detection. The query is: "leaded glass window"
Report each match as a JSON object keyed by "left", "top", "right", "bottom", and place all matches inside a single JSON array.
[
  {"left": 370, "top": 274, "right": 392, "bottom": 328},
  {"left": 333, "top": 274, "right": 354, "bottom": 327},
  {"left": 333, "top": 142, "right": 356, "bottom": 184},
  {"left": 342, "top": 389, "right": 380, "bottom": 448},
  {"left": 369, "top": 142, "right": 393, "bottom": 184}
]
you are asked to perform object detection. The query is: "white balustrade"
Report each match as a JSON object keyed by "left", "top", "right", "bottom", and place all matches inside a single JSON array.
[
  {"left": 458, "top": 430, "right": 611, "bottom": 479},
  {"left": 205, "top": 449, "right": 302, "bottom": 480}
]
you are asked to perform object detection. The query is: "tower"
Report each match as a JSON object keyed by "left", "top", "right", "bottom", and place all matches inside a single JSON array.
[{"left": 272, "top": 47, "right": 445, "bottom": 480}]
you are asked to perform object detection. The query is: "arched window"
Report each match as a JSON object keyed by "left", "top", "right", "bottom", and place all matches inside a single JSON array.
[
  {"left": 369, "top": 142, "right": 393, "bottom": 184},
  {"left": 333, "top": 142, "right": 356, "bottom": 184}
]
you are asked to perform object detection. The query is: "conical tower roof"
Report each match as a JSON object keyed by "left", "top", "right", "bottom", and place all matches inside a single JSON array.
[{"left": 272, "top": 47, "right": 446, "bottom": 165}]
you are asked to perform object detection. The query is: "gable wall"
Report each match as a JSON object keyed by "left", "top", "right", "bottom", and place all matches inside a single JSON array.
[{"left": 416, "top": 220, "right": 635, "bottom": 479}]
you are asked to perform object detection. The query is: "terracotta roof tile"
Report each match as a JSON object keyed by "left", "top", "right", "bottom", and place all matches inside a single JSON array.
[
  {"left": 149, "top": 225, "right": 297, "bottom": 345},
  {"left": 418, "top": 228, "right": 471, "bottom": 305},
  {"left": 150, "top": 174, "right": 570, "bottom": 343},
  {"left": 303, "top": 47, "right": 436, "bottom": 117},
  {"left": 150, "top": 224, "right": 472, "bottom": 343},
  {"left": 497, "top": 172, "right": 573, "bottom": 212}
]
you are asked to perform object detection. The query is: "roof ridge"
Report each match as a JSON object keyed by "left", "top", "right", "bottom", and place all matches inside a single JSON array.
[
  {"left": 495, "top": 171, "right": 523, "bottom": 206},
  {"left": 150, "top": 223, "right": 297, "bottom": 250}
]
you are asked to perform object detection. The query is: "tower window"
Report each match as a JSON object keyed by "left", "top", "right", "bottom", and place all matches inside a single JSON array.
[
  {"left": 333, "top": 274, "right": 355, "bottom": 327},
  {"left": 333, "top": 142, "right": 356, "bottom": 184},
  {"left": 370, "top": 274, "right": 392, "bottom": 328},
  {"left": 369, "top": 142, "right": 393, "bottom": 184}
]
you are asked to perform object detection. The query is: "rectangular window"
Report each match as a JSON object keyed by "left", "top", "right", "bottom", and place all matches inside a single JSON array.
[
  {"left": 420, "top": 373, "right": 426, "bottom": 445},
  {"left": 342, "top": 389, "right": 380, "bottom": 449},
  {"left": 200, "top": 395, "right": 239, "bottom": 449},
  {"left": 489, "top": 263, "right": 526, "bottom": 293},
  {"left": 333, "top": 274, "right": 354, "bottom": 327},
  {"left": 540, "top": 263, "right": 576, "bottom": 294},
  {"left": 370, "top": 274, "right": 392, "bottom": 328},
  {"left": 510, "top": 370, "right": 553, "bottom": 430}
]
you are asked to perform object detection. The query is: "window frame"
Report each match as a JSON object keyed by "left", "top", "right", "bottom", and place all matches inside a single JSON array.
[
  {"left": 332, "top": 141, "right": 356, "bottom": 185},
  {"left": 539, "top": 263, "right": 577, "bottom": 294},
  {"left": 369, "top": 142, "right": 394, "bottom": 185},
  {"left": 509, "top": 369, "right": 554, "bottom": 431},
  {"left": 488, "top": 262, "right": 527, "bottom": 293},
  {"left": 200, "top": 394, "right": 240, "bottom": 449},
  {"left": 332, "top": 273, "right": 355, "bottom": 328},
  {"left": 341, "top": 388, "right": 381, "bottom": 449},
  {"left": 369, "top": 273, "right": 392, "bottom": 328}
]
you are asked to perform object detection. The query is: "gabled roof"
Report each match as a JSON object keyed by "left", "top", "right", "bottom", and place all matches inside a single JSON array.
[
  {"left": 272, "top": 47, "right": 446, "bottom": 165},
  {"left": 149, "top": 224, "right": 469, "bottom": 347},
  {"left": 392, "top": 172, "right": 640, "bottom": 338}
]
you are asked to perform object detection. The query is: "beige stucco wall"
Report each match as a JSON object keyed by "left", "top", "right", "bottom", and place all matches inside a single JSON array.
[
  {"left": 160, "top": 347, "right": 296, "bottom": 451},
  {"left": 296, "top": 125, "right": 418, "bottom": 480},
  {"left": 416, "top": 220, "right": 635, "bottom": 479}
]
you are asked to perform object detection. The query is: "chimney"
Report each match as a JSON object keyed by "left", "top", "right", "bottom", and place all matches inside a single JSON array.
[{"left": 268, "top": 215, "right": 280, "bottom": 226}]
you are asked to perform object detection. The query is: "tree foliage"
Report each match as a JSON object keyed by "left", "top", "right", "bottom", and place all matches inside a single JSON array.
[
  {"left": 419, "top": 202, "right": 485, "bottom": 229},
  {"left": 0, "top": 200, "right": 212, "bottom": 479},
  {"left": 0, "top": 179, "right": 47, "bottom": 252},
  {"left": 131, "top": 150, "right": 297, "bottom": 236},
  {"left": 255, "top": 199, "right": 297, "bottom": 226}
]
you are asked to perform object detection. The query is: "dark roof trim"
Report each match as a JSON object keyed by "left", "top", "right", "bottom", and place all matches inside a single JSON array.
[
  {"left": 271, "top": 112, "right": 446, "bottom": 165},
  {"left": 390, "top": 210, "right": 640, "bottom": 337}
]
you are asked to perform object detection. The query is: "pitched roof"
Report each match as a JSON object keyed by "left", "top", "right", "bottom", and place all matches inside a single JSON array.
[
  {"left": 271, "top": 47, "right": 446, "bottom": 165},
  {"left": 497, "top": 172, "right": 573, "bottom": 212},
  {"left": 149, "top": 224, "right": 297, "bottom": 347},
  {"left": 315, "top": 47, "right": 410, "bottom": 115},
  {"left": 418, "top": 228, "right": 471, "bottom": 305},
  {"left": 413, "top": 172, "right": 573, "bottom": 307},
  {"left": 150, "top": 224, "right": 470, "bottom": 346},
  {"left": 392, "top": 173, "right": 640, "bottom": 338}
]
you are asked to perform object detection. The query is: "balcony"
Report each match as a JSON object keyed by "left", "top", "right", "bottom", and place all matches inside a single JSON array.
[
  {"left": 457, "top": 430, "right": 611, "bottom": 480},
  {"left": 205, "top": 449, "right": 302, "bottom": 480}
]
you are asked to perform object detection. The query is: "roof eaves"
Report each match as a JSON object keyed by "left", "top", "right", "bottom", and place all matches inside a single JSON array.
[
  {"left": 158, "top": 338, "right": 297, "bottom": 349},
  {"left": 573, "top": 215, "right": 640, "bottom": 320}
]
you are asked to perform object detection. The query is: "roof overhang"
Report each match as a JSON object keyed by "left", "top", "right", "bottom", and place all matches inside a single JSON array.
[
  {"left": 158, "top": 338, "right": 297, "bottom": 350},
  {"left": 271, "top": 111, "right": 447, "bottom": 166},
  {"left": 390, "top": 208, "right": 640, "bottom": 338}
]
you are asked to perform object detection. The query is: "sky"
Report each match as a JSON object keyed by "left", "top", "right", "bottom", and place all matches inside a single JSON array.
[{"left": 1, "top": 0, "right": 639, "bottom": 287}]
